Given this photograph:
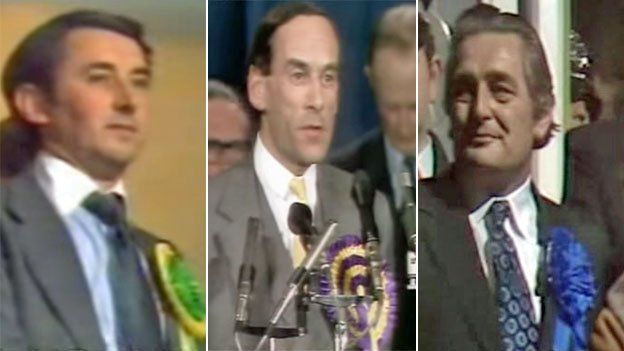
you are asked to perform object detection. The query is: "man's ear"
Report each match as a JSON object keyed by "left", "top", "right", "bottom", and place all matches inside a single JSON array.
[
  {"left": 248, "top": 65, "right": 267, "bottom": 112},
  {"left": 428, "top": 54, "right": 443, "bottom": 102},
  {"left": 12, "top": 84, "right": 52, "bottom": 126},
  {"left": 533, "top": 109, "right": 556, "bottom": 149}
]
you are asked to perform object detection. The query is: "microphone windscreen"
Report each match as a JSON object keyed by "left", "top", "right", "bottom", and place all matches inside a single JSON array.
[{"left": 288, "top": 202, "right": 313, "bottom": 236}]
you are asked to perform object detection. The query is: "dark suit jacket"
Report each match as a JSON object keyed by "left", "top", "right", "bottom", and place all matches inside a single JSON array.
[
  {"left": 565, "top": 119, "right": 624, "bottom": 276},
  {"left": 419, "top": 172, "right": 611, "bottom": 351},
  {"left": 0, "top": 167, "right": 183, "bottom": 350},
  {"left": 208, "top": 161, "right": 393, "bottom": 350},
  {"left": 331, "top": 128, "right": 448, "bottom": 205}
]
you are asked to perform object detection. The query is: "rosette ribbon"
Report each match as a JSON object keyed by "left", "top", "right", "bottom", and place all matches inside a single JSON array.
[
  {"left": 318, "top": 235, "right": 398, "bottom": 351},
  {"left": 548, "top": 227, "right": 597, "bottom": 351}
]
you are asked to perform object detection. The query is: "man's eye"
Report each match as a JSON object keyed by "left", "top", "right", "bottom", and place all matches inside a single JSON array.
[
  {"left": 454, "top": 92, "right": 473, "bottom": 103},
  {"left": 322, "top": 73, "right": 336, "bottom": 85},
  {"left": 131, "top": 76, "right": 151, "bottom": 89},
  {"left": 87, "top": 73, "right": 111, "bottom": 83},
  {"left": 492, "top": 87, "right": 513, "bottom": 103},
  {"left": 292, "top": 71, "right": 306, "bottom": 81}
]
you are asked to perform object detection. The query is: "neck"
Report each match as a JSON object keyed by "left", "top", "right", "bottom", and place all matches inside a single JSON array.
[
  {"left": 41, "top": 145, "right": 125, "bottom": 191},
  {"left": 456, "top": 160, "right": 531, "bottom": 211},
  {"left": 258, "top": 132, "right": 309, "bottom": 176}
]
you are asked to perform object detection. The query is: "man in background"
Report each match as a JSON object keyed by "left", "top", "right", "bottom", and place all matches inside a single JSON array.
[
  {"left": 1, "top": 10, "right": 201, "bottom": 350},
  {"left": 208, "top": 79, "right": 254, "bottom": 177}
]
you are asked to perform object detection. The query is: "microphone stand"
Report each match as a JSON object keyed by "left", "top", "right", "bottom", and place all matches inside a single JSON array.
[{"left": 253, "top": 221, "right": 338, "bottom": 351}]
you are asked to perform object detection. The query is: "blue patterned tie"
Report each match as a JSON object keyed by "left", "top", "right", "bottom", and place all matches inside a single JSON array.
[{"left": 484, "top": 200, "right": 540, "bottom": 351}]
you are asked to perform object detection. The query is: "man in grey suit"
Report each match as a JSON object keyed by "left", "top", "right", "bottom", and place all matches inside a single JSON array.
[
  {"left": 0, "top": 11, "right": 200, "bottom": 350},
  {"left": 208, "top": 2, "right": 393, "bottom": 350},
  {"left": 419, "top": 5, "right": 612, "bottom": 351}
]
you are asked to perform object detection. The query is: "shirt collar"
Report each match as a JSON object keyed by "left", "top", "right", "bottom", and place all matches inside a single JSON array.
[
  {"left": 383, "top": 136, "right": 415, "bottom": 177},
  {"left": 418, "top": 135, "right": 434, "bottom": 178},
  {"left": 34, "top": 152, "right": 126, "bottom": 216},
  {"left": 468, "top": 177, "right": 536, "bottom": 240},
  {"left": 253, "top": 134, "right": 317, "bottom": 200}
]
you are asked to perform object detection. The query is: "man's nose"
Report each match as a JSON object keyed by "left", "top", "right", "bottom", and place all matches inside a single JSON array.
[
  {"left": 472, "top": 84, "right": 494, "bottom": 121},
  {"left": 112, "top": 77, "right": 136, "bottom": 115},
  {"left": 305, "top": 78, "right": 325, "bottom": 112}
]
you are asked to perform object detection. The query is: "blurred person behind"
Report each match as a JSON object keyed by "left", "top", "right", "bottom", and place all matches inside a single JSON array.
[{"left": 208, "top": 79, "right": 253, "bottom": 177}]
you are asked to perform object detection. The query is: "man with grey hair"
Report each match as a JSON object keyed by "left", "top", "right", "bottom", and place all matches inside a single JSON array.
[{"left": 208, "top": 79, "right": 254, "bottom": 177}]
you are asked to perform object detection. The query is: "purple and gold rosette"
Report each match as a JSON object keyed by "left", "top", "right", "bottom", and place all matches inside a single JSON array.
[
  {"left": 153, "top": 242, "right": 206, "bottom": 341},
  {"left": 319, "top": 235, "right": 398, "bottom": 351}
]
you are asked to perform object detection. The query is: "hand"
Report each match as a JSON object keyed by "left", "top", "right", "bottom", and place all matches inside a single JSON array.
[{"left": 591, "top": 308, "right": 624, "bottom": 351}]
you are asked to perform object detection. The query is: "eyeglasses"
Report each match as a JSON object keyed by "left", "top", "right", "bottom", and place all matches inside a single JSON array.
[{"left": 208, "top": 139, "right": 251, "bottom": 161}]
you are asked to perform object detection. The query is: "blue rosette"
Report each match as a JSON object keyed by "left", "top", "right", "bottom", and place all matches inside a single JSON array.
[
  {"left": 318, "top": 235, "right": 398, "bottom": 351},
  {"left": 547, "top": 226, "right": 597, "bottom": 350}
]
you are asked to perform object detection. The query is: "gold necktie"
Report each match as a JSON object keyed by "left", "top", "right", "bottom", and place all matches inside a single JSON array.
[{"left": 289, "top": 177, "right": 308, "bottom": 267}]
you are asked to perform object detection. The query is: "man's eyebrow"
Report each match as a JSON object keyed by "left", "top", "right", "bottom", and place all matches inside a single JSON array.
[
  {"left": 285, "top": 58, "right": 310, "bottom": 70},
  {"left": 484, "top": 70, "right": 517, "bottom": 87},
  {"left": 84, "top": 62, "right": 152, "bottom": 78},
  {"left": 285, "top": 59, "right": 340, "bottom": 73}
]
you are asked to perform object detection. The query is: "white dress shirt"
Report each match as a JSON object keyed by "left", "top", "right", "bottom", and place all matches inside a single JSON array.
[
  {"left": 383, "top": 137, "right": 416, "bottom": 209},
  {"left": 34, "top": 152, "right": 126, "bottom": 351},
  {"left": 418, "top": 135, "right": 434, "bottom": 180},
  {"left": 253, "top": 135, "right": 318, "bottom": 255},
  {"left": 468, "top": 178, "right": 542, "bottom": 321}
]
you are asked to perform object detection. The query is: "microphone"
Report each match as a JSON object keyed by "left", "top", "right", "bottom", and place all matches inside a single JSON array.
[
  {"left": 254, "top": 220, "right": 339, "bottom": 351},
  {"left": 288, "top": 202, "right": 317, "bottom": 248},
  {"left": 352, "top": 170, "right": 384, "bottom": 301},
  {"left": 235, "top": 217, "right": 260, "bottom": 328},
  {"left": 400, "top": 170, "right": 416, "bottom": 251}
]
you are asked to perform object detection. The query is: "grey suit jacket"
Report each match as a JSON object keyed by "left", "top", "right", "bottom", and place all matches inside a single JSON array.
[
  {"left": 208, "top": 161, "right": 393, "bottom": 351},
  {"left": 419, "top": 171, "right": 611, "bottom": 351},
  {"left": 0, "top": 167, "right": 182, "bottom": 350}
]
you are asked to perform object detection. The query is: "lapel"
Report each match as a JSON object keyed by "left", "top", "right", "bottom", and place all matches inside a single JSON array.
[
  {"left": 4, "top": 168, "right": 105, "bottom": 350},
  {"left": 213, "top": 162, "right": 293, "bottom": 321},
  {"left": 420, "top": 174, "right": 502, "bottom": 351},
  {"left": 533, "top": 192, "right": 559, "bottom": 351}
]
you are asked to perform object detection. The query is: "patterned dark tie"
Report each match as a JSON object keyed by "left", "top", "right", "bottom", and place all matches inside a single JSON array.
[
  {"left": 82, "top": 192, "right": 162, "bottom": 351},
  {"left": 484, "top": 200, "right": 540, "bottom": 351}
]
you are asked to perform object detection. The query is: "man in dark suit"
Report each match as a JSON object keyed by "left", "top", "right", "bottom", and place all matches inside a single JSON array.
[
  {"left": 208, "top": 3, "right": 394, "bottom": 350},
  {"left": 565, "top": 119, "right": 624, "bottom": 276},
  {"left": 0, "top": 11, "right": 201, "bottom": 350},
  {"left": 419, "top": 5, "right": 612, "bottom": 351}
]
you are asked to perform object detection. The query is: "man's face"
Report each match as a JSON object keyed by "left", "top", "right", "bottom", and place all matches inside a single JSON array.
[
  {"left": 208, "top": 98, "right": 251, "bottom": 177},
  {"left": 369, "top": 47, "right": 417, "bottom": 155},
  {"left": 249, "top": 15, "right": 340, "bottom": 174},
  {"left": 417, "top": 47, "right": 440, "bottom": 150},
  {"left": 450, "top": 33, "right": 550, "bottom": 172},
  {"left": 41, "top": 28, "right": 151, "bottom": 179}
]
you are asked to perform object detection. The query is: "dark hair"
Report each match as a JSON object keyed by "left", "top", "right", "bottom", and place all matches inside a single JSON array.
[
  {"left": 247, "top": 2, "right": 335, "bottom": 75},
  {"left": 0, "top": 10, "right": 152, "bottom": 177},
  {"left": 445, "top": 4, "right": 556, "bottom": 148},
  {"left": 418, "top": 12, "right": 435, "bottom": 60},
  {"left": 2, "top": 10, "right": 152, "bottom": 117}
]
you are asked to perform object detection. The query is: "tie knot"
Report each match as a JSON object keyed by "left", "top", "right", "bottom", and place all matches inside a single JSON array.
[
  {"left": 488, "top": 200, "right": 511, "bottom": 227},
  {"left": 289, "top": 177, "right": 308, "bottom": 203},
  {"left": 82, "top": 191, "right": 126, "bottom": 227}
]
